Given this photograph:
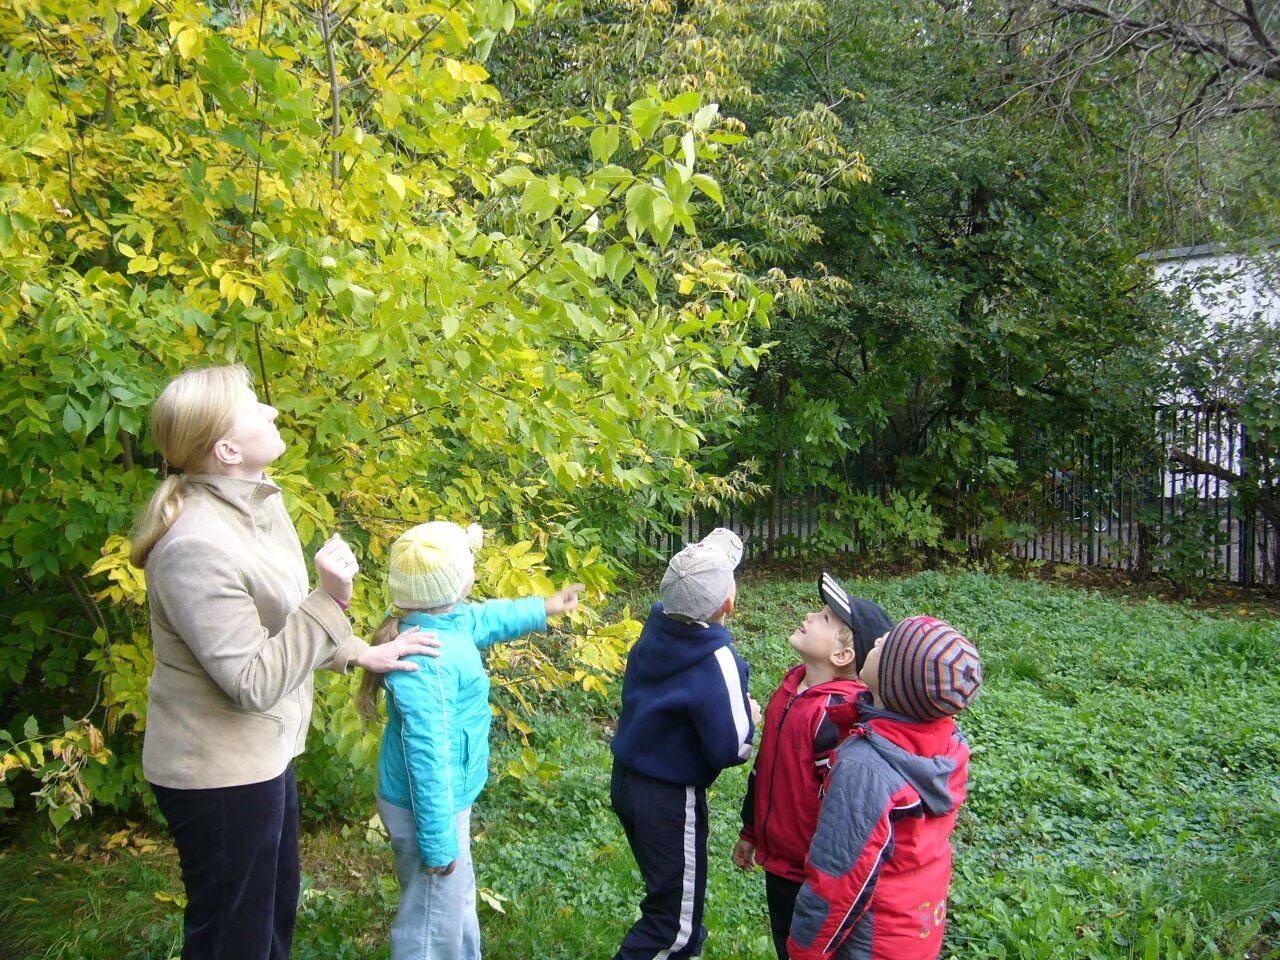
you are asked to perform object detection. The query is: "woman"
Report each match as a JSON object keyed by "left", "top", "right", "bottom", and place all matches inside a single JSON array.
[{"left": 131, "top": 364, "right": 438, "bottom": 960}]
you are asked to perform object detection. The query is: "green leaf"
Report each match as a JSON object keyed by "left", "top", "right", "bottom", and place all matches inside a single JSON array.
[
  {"left": 590, "top": 125, "right": 619, "bottom": 165},
  {"left": 628, "top": 98, "right": 664, "bottom": 140},
  {"left": 495, "top": 165, "right": 535, "bottom": 187},
  {"left": 61, "top": 401, "right": 82, "bottom": 433},
  {"left": 664, "top": 90, "right": 701, "bottom": 116},
  {"left": 635, "top": 264, "right": 657, "bottom": 301},
  {"left": 690, "top": 174, "right": 722, "bottom": 205}
]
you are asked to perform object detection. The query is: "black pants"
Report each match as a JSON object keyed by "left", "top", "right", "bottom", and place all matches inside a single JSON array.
[
  {"left": 151, "top": 765, "right": 300, "bottom": 960},
  {"left": 766, "top": 871, "right": 804, "bottom": 960},
  {"left": 611, "top": 763, "right": 709, "bottom": 960}
]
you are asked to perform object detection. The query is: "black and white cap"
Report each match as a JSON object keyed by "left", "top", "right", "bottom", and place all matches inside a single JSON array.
[
  {"left": 817, "top": 569, "right": 895, "bottom": 672},
  {"left": 819, "top": 570, "right": 855, "bottom": 630}
]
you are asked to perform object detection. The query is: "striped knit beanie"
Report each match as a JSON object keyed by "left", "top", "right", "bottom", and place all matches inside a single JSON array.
[
  {"left": 388, "top": 521, "right": 483, "bottom": 610},
  {"left": 878, "top": 616, "right": 982, "bottom": 720}
]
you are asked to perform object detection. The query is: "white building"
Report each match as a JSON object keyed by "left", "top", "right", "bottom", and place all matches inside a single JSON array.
[
  {"left": 1146, "top": 239, "right": 1280, "bottom": 329},
  {"left": 1142, "top": 239, "right": 1279, "bottom": 498}
]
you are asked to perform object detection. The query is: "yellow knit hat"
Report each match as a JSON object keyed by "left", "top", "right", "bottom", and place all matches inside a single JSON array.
[{"left": 388, "top": 521, "right": 483, "bottom": 610}]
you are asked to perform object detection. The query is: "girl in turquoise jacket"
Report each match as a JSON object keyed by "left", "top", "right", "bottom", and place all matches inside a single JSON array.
[{"left": 358, "top": 521, "right": 583, "bottom": 960}]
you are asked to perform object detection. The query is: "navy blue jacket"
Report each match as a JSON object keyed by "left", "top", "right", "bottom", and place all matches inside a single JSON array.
[{"left": 611, "top": 603, "right": 755, "bottom": 787}]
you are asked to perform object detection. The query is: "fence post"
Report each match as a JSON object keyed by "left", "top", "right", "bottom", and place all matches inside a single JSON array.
[{"left": 1240, "top": 423, "right": 1255, "bottom": 588}]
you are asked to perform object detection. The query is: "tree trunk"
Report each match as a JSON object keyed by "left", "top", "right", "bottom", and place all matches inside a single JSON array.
[{"left": 766, "top": 377, "right": 790, "bottom": 564}]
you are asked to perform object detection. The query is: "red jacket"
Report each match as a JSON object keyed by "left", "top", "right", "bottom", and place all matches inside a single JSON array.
[
  {"left": 787, "top": 700, "right": 970, "bottom": 960},
  {"left": 740, "top": 665, "right": 866, "bottom": 883}
]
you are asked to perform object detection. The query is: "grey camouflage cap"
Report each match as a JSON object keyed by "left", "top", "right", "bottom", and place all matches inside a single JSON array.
[{"left": 660, "top": 528, "right": 744, "bottom": 622}]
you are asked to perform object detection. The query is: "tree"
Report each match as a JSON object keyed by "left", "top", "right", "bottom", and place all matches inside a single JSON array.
[
  {"left": 997, "top": 0, "right": 1280, "bottom": 241},
  {"left": 1002, "top": 0, "right": 1280, "bottom": 120},
  {"left": 487, "top": 0, "right": 880, "bottom": 552},
  {"left": 0, "top": 0, "right": 769, "bottom": 820},
  {"left": 716, "top": 0, "right": 1172, "bottom": 550}
]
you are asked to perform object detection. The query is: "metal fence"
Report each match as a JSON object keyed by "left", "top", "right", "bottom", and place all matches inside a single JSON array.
[
  {"left": 640, "top": 406, "right": 1278, "bottom": 588},
  {"left": 1011, "top": 407, "right": 1275, "bottom": 587}
]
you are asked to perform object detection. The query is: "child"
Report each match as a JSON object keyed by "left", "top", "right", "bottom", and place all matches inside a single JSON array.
[
  {"left": 610, "top": 528, "right": 761, "bottom": 960},
  {"left": 787, "top": 616, "right": 982, "bottom": 960},
  {"left": 733, "top": 571, "right": 894, "bottom": 960},
  {"left": 357, "top": 521, "right": 583, "bottom": 960}
]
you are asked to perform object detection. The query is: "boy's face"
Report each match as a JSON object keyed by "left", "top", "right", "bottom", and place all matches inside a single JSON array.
[
  {"left": 859, "top": 631, "right": 889, "bottom": 699},
  {"left": 789, "top": 605, "right": 852, "bottom": 664}
]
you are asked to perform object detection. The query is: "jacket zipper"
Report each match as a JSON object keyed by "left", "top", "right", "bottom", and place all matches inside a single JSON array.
[{"left": 758, "top": 691, "right": 801, "bottom": 854}]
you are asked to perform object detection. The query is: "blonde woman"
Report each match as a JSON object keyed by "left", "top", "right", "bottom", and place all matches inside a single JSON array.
[{"left": 131, "top": 365, "right": 439, "bottom": 960}]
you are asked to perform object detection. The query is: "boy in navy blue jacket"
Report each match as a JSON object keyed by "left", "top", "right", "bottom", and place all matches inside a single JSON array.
[{"left": 611, "top": 528, "right": 760, "bottom": 960}]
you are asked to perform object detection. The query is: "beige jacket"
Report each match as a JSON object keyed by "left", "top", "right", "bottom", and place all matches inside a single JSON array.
[{"left": 141, "top": 473, "right": 368, "bottom": 789}]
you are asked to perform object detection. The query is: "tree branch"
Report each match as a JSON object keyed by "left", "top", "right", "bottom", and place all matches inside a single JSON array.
[{"left": 319, "top": 0, "right": 342, "bottom": 189}]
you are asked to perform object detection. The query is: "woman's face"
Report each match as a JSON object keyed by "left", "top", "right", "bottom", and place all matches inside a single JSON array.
[{"left": 217, "top": 386, "right": 285, "bottom": 475}]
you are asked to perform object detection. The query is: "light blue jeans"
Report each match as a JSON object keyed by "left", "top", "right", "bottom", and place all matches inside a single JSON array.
[{"left": 378, "top": 798, "right": 481, "bottom": 960}]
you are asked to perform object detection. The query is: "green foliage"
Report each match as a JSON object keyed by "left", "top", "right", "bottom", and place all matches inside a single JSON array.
[
  {"left": 680, "top": 0, "right": 1175, "bottom": 546},
  {"left": 811, "top": 489, "right": 943, "bottom": 560},
  {"left": 1139, "top": 492, "right": 1235, "bottom": 594},
  {"left": 0, "top": 0, "right": 773, "bottom": 823}
]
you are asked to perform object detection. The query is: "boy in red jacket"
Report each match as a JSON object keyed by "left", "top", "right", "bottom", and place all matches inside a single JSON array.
[
  {"left": 734, "top": 572, "right": 894, "bottom": 960},
  {"left": 787, "top": 616, "right": 982, "bottom": 960}
]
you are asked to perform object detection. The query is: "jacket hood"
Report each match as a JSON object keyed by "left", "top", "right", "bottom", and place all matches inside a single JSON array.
[
  {"left": 626, "top": 603, "right": 735, "bottom": 680},
  {"left": 829, "top": 695, "right": 962, "bottom": 817}
]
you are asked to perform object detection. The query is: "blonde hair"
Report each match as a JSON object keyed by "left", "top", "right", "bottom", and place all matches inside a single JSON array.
[
  {"left": 356, "top": 614, "right": 402, "bottom": 723},
  {"left": 130, "top": 365, "right": 250, "bottom": 568},
  {"left": 833, "top": 621, "right": 857, "bottom": 678}
]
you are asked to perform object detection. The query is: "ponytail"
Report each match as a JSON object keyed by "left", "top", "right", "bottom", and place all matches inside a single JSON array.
[
  {"left": 130, "top": 475, "right": 188, "bottom": 568},
  {"left": 356, "top": 614, "right": 401, "bottom": 724}
]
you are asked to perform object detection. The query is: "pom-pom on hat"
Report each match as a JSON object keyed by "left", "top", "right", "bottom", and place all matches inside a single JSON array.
[
  {"left": 388, "top": 521, "right": 484, "bottom": 610},
  {"left": 660, "top": 528, "right": 743, "bottom": 623},
  {"left": 877, "top": 616, "right": 982, "bottom": 720}
]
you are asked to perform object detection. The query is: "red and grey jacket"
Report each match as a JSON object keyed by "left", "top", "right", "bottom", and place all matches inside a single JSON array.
[
  {"left": 787, "top": 699, "right": 970, "bottom": 960},
  {"left": 739, "top": 665, "right": 867, "bottom": 882}
]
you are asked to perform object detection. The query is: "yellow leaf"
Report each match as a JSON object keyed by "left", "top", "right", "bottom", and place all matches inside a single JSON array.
[
  {"left": 678, "top": 276, "right": 695, "bottom": 295},
  {"left": 477, "top": 887, "right": 508, "bottom": 913},
  {"left": 444, "top": 59, "right": 489, "bottom": 84},
  {"left": 387, "top": 172, "right": 407, "bottom": 201},
  {"left": 176, "top": 27, "right": 198, "bottom": 60}
]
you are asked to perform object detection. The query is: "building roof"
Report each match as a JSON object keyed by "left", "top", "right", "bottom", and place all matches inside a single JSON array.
[{"left": 1139, "top": 238, "right": 1280, "bottom": 262}]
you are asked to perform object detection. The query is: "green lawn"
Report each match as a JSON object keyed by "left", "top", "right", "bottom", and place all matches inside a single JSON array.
[{"left": 3, "top": 572, "right": 1278, "bottom": 959}]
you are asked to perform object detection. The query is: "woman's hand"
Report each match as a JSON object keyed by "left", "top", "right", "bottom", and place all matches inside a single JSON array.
[
  {"left": 732, "top": 838, "right": 757, "bottom": 872},
  {"left": 354, "top": 627, "right": 442, "bottom": 673},
  {"left": 425, "top": 859, "right": 458, "bottom": 877},
  {"left": 314, "top": 534, "right": 359, "bottom": 605},
  {"left": 544, "top": 583, "right": 586, "bottom": 617}
]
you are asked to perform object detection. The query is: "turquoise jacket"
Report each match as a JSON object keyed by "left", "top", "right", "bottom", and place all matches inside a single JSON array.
[{"left": 378, "top": 597, "right": 547, "bottom": 867}]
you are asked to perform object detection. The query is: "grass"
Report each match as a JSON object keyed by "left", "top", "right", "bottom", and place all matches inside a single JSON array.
[{"left": 2, "top": 571, "right": 1279, "bottom": 959}]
